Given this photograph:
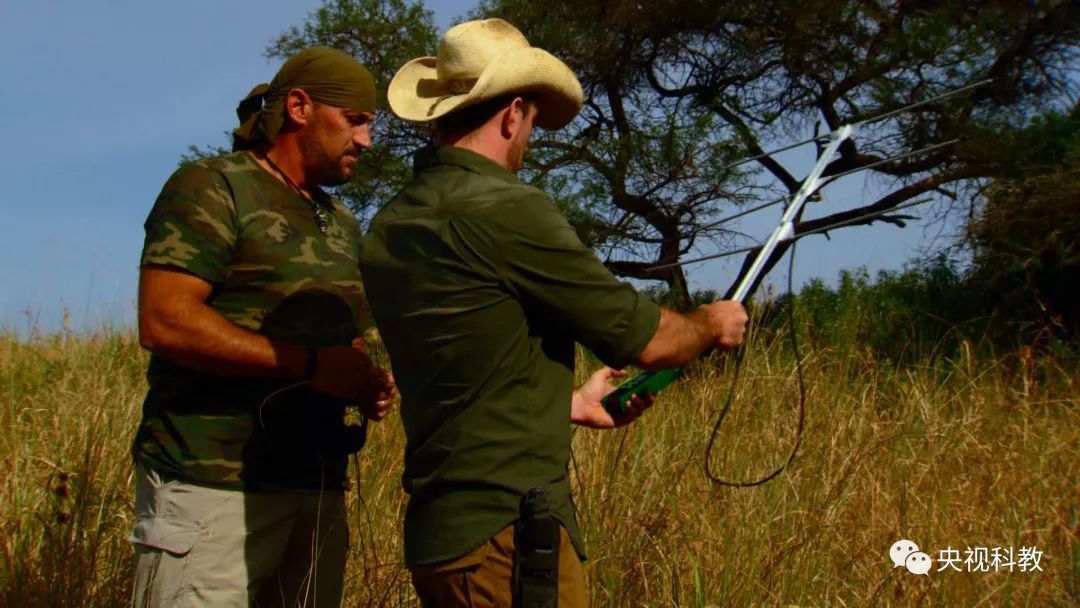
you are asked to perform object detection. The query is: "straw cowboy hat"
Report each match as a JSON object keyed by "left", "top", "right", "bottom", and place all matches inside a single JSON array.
[{"left": 387, "top": 18, "right": 584, "bottom": 130}]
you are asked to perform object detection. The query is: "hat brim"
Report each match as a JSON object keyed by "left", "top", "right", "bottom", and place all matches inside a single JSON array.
[{"left": 387, "top": 47, "right": 584, "bottom": 130}]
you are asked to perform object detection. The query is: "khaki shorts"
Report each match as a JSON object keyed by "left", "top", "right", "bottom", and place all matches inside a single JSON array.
[
  {"left": 411, "top": 524, "right": 588, "bottom": 608},
  {"left": 129, "top": 465, "right": 348, "bottom": 608}
]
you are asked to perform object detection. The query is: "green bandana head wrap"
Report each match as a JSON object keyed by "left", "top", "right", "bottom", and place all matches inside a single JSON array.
[{"left": 233, "top": 47, "right": 376, "bottom": 150}]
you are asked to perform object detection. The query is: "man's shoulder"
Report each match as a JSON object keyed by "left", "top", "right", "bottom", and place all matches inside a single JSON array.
[
  {"left": 462, "top": 177, "right": 561, "bottom": 227},
  {"left": 161, "top": 151, "right": 251, "bottom": 188},
  {"left": 176, "top": 151, "right": 259, "bottom": 181},
  {"left": 407, "top": 166, "right": 550, "bottom": 216}
]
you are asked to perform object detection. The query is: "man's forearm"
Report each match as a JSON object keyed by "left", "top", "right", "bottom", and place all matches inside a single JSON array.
[
  {"left": 633, "top": 300, "right": 747, "bottom": 370},
  {"left": 138, "top": 267, "right": 308, "bottom": 379},
  {"left": 139, "top": 267, "right": 383, "bottom": 401},
  {"left": 141, "top": 298, "right": 308, "bottom": 379},
  {"left": 633, "top": 308, "right": 715, "bottom": 370}
]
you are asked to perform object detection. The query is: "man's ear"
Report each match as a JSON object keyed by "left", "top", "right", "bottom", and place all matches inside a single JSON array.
[
  {"left": 499, "top": 97, "right": 526, "bottom": 140},
  {"left": 284, "top": 88, "right": 315, "bottom": 126}
]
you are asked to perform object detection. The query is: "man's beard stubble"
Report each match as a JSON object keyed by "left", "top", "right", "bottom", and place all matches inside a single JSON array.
[
  {"left": 506, "top": 133, "right": 528, "bottom": 174},
  {"left": 300, "top": 126, "right": 354, "bottom": 187}
]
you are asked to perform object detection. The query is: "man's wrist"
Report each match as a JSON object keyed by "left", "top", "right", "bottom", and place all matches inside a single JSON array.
[{"left": 686, "top": 306, "right": 718, "bottom": 348}]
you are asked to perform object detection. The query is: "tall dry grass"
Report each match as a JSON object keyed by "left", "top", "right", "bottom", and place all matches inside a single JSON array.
[{"left": 1, "top": 325, "right": 1077, "bottom": 606}]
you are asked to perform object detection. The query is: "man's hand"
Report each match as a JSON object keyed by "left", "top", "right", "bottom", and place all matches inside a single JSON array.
[
  {"left": 635, "top": 299, "right": 749, "bottom": 370},
  {"left": 350, "top": 337, "right": 396, "bottom": 421},
  {"left": 308, "top": 339, "right": 396, "bottom": 419},
  {"left": 700, "top": 300, "right": 748, "bottom": 350},
  {"left": 571, "top": 367, "right": 654, "bottom": 429},
  {"left": 359, "top": 371, "right": 396, "bottom": 421}
]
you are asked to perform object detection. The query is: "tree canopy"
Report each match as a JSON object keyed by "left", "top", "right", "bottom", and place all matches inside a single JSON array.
[
  {"left": 467, "top": 0, "right": 1079, "bottom": 306},
  {"left": 210, "top": 0, "right": 1078, "bottom": 308}
]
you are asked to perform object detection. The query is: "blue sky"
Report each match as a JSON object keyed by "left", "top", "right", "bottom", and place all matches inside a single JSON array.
[{"left": 0, "top": 0, "right": 957, "bottom": 336}]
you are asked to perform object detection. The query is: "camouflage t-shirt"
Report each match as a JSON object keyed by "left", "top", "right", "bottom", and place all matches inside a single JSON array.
[{"left": 133, "top": 151, "right": 372, "bottom": 492}]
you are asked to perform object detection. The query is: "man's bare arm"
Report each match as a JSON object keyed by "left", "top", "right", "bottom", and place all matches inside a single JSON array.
[
  {"left": 634, "top": 301, "right": 748, "bottom": 370},
  {"left": 138, "top": 266, "right": 382, "bottom": 400}
]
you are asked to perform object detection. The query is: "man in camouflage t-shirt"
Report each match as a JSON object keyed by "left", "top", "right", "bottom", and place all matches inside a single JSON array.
[{"left": 130, "top": 48, "right": 393, "bottom": 607}]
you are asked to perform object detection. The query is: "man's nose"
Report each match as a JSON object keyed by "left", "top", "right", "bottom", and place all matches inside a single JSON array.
[{"left": 353, "top": 124, "right": 372, "bottom": 150}]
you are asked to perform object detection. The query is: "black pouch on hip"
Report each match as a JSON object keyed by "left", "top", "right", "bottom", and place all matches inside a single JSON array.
[{"left": 513, "top": 487, "right": 560, "bottom": 608}]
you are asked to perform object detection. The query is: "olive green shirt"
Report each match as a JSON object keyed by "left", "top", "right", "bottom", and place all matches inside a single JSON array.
[
  {"left": 361, "top": 146, "right": 661, "bottom": 566},
  {"left": 134, "top": 151, "right": 372, "bottom": 492}
]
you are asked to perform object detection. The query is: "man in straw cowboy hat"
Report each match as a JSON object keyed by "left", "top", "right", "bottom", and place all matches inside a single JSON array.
[
  {"left": 131, "top": 47, "right": 394, "bottom": 607},
  {"left": 361, "top": 19, "right": 747, "bottom": 606}
]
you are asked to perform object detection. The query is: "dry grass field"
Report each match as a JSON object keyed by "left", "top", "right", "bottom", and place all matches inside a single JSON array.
[{"left": 1, "top": 325, "right": 1077, "bottom": 606}]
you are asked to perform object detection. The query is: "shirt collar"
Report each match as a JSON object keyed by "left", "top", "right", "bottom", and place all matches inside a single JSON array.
[{"left": 414, "top": 145, "right": 523, "bottom": 186}]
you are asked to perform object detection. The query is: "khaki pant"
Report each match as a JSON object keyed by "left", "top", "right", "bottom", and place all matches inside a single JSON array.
[
  {"left": 411, "top": 525, "right": 588, "bottom": 608},
  {"left": 129, "top": 465, "right": 347, "bottom": 608}
]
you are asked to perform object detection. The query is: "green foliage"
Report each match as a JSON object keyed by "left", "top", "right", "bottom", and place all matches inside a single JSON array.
[
  {"left": 967, "top": 104, "right": 1080, "bottom": 339},
  {"left": 647, "top": 249, "right": 1077, "bottom": 363},
  {"left": 781, "top": 258, "right": 978, "bottom": 365},
  {"left": 776, "top": 255, "right": 1080, "bottom": 364}
]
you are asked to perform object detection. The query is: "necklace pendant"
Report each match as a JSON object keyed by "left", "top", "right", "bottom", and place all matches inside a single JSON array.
[
  {"left": 259, "top": 153, "right": 330, "bottom": 235},
  {"left": 314, "top": 208, "right": 329, "bottom": 234}
]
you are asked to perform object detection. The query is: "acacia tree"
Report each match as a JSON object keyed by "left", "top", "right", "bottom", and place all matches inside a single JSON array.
[{"left": 475, "top": 0, "right": 1080, "bottom": 305}]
